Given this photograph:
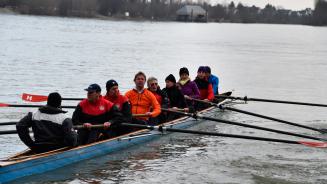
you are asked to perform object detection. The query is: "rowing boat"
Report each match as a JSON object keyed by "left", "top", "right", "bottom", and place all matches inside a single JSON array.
[{"left": 0, "top": 93, "right": 231, "bottom": 183}]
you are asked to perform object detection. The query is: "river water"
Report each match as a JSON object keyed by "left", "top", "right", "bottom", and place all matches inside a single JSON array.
[{"left": 1, "top": 14, "right": 327, "bottom": 184}]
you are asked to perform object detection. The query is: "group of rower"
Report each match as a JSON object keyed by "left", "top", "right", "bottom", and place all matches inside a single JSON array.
[{"left": 16, "top": 66, "right": 219, "bottom": 153}]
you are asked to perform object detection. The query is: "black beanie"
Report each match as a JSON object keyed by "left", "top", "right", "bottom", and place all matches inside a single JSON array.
[
  {"left": 179, "top": 67, "right": 189, "bottom": 76},
  {"left": 165, "top": 74, "right": 176, "bottom": 83},
  {"left": 106, "top": 79, "right": 118, "bottom": 90},
  {"left": 47, "top": 92, "right": 62, "bottom": 108}
]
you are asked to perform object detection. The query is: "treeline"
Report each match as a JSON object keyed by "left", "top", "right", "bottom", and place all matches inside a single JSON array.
[
  {"left": 1, "top": 0, "right": 327, "bottom": 25},
  {"left": 207, "top": 0, "right": 327, "bottom": 25},
  {"left": 0, "top": 0, "right": 182, "bottom": 19},
  {"left": 207, "top": 2, "right": 312, "bottom": 24}
]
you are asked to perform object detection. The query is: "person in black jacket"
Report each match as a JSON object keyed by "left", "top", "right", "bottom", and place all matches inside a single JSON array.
[
  {"left": 16, "top": 92, "right": 78, "bottom": 153},
  {"left": 162, "top": 74, "right": 189, "bottom": 121}
]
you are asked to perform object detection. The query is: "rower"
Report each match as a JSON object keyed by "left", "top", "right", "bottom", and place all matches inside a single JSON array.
[
  {"left": 72, "top": 84, "right": 124, "bottom": 145},
  {"left": 125, "top": 71, "right": 161, "bottom": 125},
  {"left": 194, "top": 66, "right": 214, "bottom": 101},
  {"left": 104, "top": 79, "right": 132, "bottom": 120},
  {"left": 194, "top": 66, "right": 214, "bottom": 109},
  {"left": 163, "top": 74, "right": 189, "bottom": 120},
  {"left": 16, "top": 92, "right": 78, "bottom": 153},
  {"left": 147, "top": 76, "right": 169, "bottom": 124},
  {"left": 177, "top": 67, "right": 200, "bottom": 112},
  {"left": 204, "top": 66, "right": 219, "bottom": 95},
  {"left": 104, "top": 79, "right": 132, "bottom": 135}
]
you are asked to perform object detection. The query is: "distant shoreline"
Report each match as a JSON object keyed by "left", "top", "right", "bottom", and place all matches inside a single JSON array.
[
  {"left": 0, "top": 7, "right": 16, "bottom": 14},
  {"left": 0, "top": 7, "right": 325, "bottom": 27},
  {"left": 0, "top": 7, "right": 164, "bottom": 22}
]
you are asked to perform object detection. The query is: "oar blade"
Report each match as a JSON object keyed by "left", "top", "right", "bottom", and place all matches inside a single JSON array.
[
  {"left": 299, "top": 141, "right": 327, "bottom": 148},
  {"left": 0, "top": 103, "right": 9, "bottom": 107},
  {"left": 22, "top": 93, "right": 48, "bottom": 102}
]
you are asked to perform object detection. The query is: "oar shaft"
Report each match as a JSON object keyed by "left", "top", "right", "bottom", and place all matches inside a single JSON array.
[
  {"left": 191, "top": 96, "right": 326, "bottom": 134},
  {"left": 0, "top": 122, "right": 16, "bottom": 126},
  {"left": 221, "top": 106, "right": 324, "bottom": 133},
  {"left": 198, "top": 115, "right": 324, "bottom": 141},
  {"left": 185, "top": 98, "right": 325, "bottom": 134},
  {"left": 0, "top": 104, "right": 76, "bottom": 109},
  {"left": 250, "top": 98, "right": 327, "bottom": 107},
  {"left": 62, "top": 98, "right": 83, "bottom": 101},
  {"left": 0, "top": 124, "right": 105, "bottom": 135},
  {"left": 216, "top": 95, "right": 327, "bottom": 107},
  {"left": 2, "top": 123, "right": 326, "bottom": 147},
  {"left": 162, "top": 108, "right": 324, "bottom": 141},
  {"left": 132, "top": 114, "right": 149, "bottom": 117},
  {"left": 0, "top": 114, "right": 146, "bottom": 127},
  {"left": 0, "top": 130, "right": 18, "bottom": 135},
  {"left": 165, "top": 127, "right": 300, "bottom": 145},
  {"left": 120, "top": 123, "right": 299, "bottom": 145}
]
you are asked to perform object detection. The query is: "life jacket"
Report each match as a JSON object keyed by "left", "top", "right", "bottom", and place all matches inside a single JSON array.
[
  {"left": 104, "top": 93, "right": 129, "bottom": 111},
  {"left": 194, "top": 77, "right": 214, "bottom": 101},
  {"left": 77, "top": 96, "right": 115, "bottom": 124}
]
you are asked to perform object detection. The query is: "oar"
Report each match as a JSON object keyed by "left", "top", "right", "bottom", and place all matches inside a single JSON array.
[
  {"left": 218, "top": 105, "right": 327, "bottom": 134},
  {"left": 120, "top": 123, "right": 327, "bottom": 148},
  {"left": 3, "top": 123, "right": 326, "bottom": 148},
  {"left": 0, "top": 125, "right": 104, "bottom": 135},
  {"left": 0, "top": 122, "right": 17, "bottom": 126},
  {"left": 189, "top": 98, "right": 327, "bottom": 134},
  {"left": 0, "top": 103, "right": 76, "bottom": 109},
  {"left": 0, "top": 130, "right": 19, "bottom": 135},
  {"left": 21, "top": 91, "right": 233, "bottom": 103},
  {"left": 216, "top": 95, "right": 327, "bottom": 107},
  {"left": 22, "top": 93, "right": 83, "bottom": 102},
  {"left": 0, "top": 114, "right": 148, "bottom": 126},
  {"left": 162, "top": 109, "right": 326, "bottom": 141}
]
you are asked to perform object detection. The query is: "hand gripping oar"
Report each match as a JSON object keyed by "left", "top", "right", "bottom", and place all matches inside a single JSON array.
[
  {"left": 22, "top": 93, "right": 83, "bottom": 102},
  {"left": 162, "top": 108, "right": 326, "bottom": 141},
  {"left": 216, "top": 95, "right": 327, "bottom": 107},
  {"left": 189, "top": 98, "right": 327, "bottom": 134},
  {"left": 120, "top": 123, "right": 327, "bottom": 148}
]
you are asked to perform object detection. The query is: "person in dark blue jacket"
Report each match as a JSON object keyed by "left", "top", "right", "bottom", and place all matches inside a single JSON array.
[{"left": 204, "top": 66, "right": 219, "bottom": 95}]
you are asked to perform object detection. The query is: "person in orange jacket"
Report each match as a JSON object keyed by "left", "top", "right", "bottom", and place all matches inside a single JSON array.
[{"left": 125, "top": 71, "right": 161, "bottom": 125}]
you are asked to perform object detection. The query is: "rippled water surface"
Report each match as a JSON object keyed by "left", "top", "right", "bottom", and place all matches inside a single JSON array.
[{"left": 1, "top": 14, "right": 327, "bottom": 184}]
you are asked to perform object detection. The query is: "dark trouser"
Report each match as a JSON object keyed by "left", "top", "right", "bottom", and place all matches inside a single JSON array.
[
  {"left": 196, "top": 102, "right": 211, "bottom": 111},
  {"left": 77, "top": 129, "right": 114, "bottom": 145},
  {"left": 166, "top": 113, "right": 184, "bottom": 122},
  {"left": 148, "top": 113, "right": 167, "bottom": 125},
  {"left": 32, "top": 143, "right": 65, "bottom": 154}
]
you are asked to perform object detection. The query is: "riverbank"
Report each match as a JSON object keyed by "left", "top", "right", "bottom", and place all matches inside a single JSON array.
[{"left": 0, "top": 7, "right": 16, "bottom": 14}]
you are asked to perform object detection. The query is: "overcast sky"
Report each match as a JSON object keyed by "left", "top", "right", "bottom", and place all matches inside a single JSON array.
[{"left": 212, "top": 0, "right": 315, "bottom": 10}]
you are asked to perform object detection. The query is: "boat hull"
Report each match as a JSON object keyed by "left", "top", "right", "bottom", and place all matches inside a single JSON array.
[{"left": 0, "top": 100, "right": 228, "bottom": 183}]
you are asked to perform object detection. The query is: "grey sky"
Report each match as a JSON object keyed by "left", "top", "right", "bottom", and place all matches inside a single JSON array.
[{"left": 212, "top": 0, "right": 314, "bottom": 10}]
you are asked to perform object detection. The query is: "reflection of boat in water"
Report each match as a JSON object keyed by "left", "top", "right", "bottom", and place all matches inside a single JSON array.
[{"left": 0, "top": 93, "right": 231, "bottom": 183}]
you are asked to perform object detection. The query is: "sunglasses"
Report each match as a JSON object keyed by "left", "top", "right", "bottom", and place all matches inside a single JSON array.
[{"left": 150, "top": 83, "right": 158, "bottom": 87}]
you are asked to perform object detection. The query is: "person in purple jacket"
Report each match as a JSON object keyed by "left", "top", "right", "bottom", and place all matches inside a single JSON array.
[{"left": 177, "top": 67, "right": 200, "bottom": 111}]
